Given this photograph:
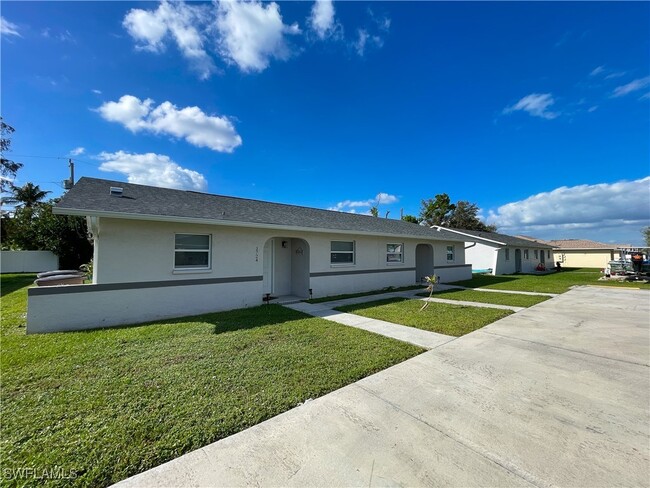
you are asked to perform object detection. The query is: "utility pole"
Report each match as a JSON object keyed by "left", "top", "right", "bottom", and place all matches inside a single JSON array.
[{"left": 63, "top": 159, "right": 75, "bottom": 189}]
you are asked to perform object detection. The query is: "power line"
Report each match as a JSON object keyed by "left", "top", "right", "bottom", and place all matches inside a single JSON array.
[{"left": 11, "top": 154, "right": 102, "bottom": 168}]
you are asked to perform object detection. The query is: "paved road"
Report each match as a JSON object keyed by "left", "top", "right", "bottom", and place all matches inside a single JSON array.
[{"left": 115, "top": 286, "right": 650, "bottom": 487}]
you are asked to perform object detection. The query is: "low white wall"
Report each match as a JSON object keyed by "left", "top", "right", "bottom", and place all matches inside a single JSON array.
[
  {"left": 27, "top": 278, "right": 263, "bottom": 334},
  {"left": 310, "top": 269, "right": 416, "bottom": 298},
  {"left": 434, "top": 265, "right": 472, "bottom": 283},
  {"left": 1, "top": 251, "right": 59, "bottom": 273}
]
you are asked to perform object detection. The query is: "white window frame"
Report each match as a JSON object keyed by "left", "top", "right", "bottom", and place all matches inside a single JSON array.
[
  {"left": 534, "top": 249, "right": 539, "bottom": 260},
  {"left": 330, "top": 241, "right": 355, "bottom": 266},
  {"left": 386, "top": 243, "right": 404, "bottom": 265},
  {"left": 524, "top": 249, "right": 529, "bottom": 260},
  {"left": 505, "top": 248, "right": 510, "bottom": 261},
  {"left": 446, "top": 245, "right": 455, "bottom": 262},
  {"left": 547, "top": 250, "right": 551, "bottom": 259},
  {"left": 174, "top": 233, "right": 212, "bottom": 271}
]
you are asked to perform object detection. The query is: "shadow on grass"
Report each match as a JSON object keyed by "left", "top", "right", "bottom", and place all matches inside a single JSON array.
[
  {"left": 0, "top": 274, "right": 36, "bottom": 297},
  {"left": 67, "top": 304, "right": 310, "bottom": 337},
  {"left": 451, "top": 275, "right": 519, "bottom": 288},
  {"left": 335, "top": 297, "right": 408, "bottom": 313}
]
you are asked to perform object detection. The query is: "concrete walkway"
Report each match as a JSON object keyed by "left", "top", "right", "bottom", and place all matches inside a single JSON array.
[
  {"left": 438, "top": 283, "right": 558, "bottom": 297},
  {"left": 284, "top": 289, "right": 522, "bottom": 349},
  {"left": 286, "top": 300, "right": 455, "bottom": 350},
  {"left": 115, "top": 286, "right": 650, "bottom": 487}
]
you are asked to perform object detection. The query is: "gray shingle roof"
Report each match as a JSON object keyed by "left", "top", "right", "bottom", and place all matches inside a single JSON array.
[
  {"left": 436, "top": 227, "right": 554, "bottom": 249},
  {"left": 55, "top": 178, "right": 467, "bottom": 242}
]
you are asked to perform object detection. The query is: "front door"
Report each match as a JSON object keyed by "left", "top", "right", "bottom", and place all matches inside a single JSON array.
[
  {"left": 515, "top": 249, "right": 522, "bottom": 273},
  {"left": 540, "top": 249, "right": 545, "bottom": 265}
]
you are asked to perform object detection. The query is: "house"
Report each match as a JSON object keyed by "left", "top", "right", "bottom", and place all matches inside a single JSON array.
[
  {"left": 27, "top": 177, "right": 471, "bottom": 333},
  {"left": 518, "top": 237, "right": 627, "bottom": 269},
  {"left": 433, "top": 227, "right": 555, "bottom": 275}
]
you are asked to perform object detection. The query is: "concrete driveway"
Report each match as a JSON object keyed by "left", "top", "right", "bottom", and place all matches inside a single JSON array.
[{"left": 116, "top": 286, "right": 650, "bottom": 487}]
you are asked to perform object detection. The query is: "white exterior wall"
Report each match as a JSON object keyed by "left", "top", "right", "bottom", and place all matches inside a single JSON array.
[
  {"left": 464, "top": 243, "right": 553, "bottom": 275},
  {"left": 464, "top": 244, "right": 497, "bottom": 272},
  {"left": 27, "top": 280, "right": 260, "bottom": 334},
  {"left": 92, "top": 218, "right": 469, "bottom": 289},
  {"left": 0, "top": 251, "right": 59, "bottom": 273},
  {"left": 27, "top": 217, "right": 471, "bottom": 333}
]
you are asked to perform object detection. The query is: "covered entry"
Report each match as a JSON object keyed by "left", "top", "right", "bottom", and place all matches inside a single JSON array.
[
  {"left": 415, "top": 244, "right": 434, "bottom": 284},
  {"left": 515, "top": 249, "right": 522, "bottom": 273},
  {"left": 262, "top": 237, "right": 310, "bottom": 298}
]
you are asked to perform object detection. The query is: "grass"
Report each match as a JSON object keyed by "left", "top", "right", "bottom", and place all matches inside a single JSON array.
[
  {"left": 335, "top": 297, "right": 512, "bottom": 336},
  {"left": 416, "top": 288, "right": 550, "bottom": 307},
  {"left": 305, "top": 285, "right": 425, "bottom": 304},
  {"left": 452, "top": 268, "right": 650, "bottom": 294},
  {"left": 0, "top": 274, "right": 422, "bottom": 486}
]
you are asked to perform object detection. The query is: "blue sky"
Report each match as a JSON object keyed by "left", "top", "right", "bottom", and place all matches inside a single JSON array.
[{"left": 2, "top": 1, "right": 649, "bottom": 244}]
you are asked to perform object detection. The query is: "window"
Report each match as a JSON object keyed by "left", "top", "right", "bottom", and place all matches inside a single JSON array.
[
  {"left": 446, "top": 245, "right": 455, "bottom": 261},
  {"left": 524, "top": 249, "right": 529, "bottom": 260},
  {"left": 175, "top": 234, "right": 211, "bottom": 269},
  {"left": 534, "top": 250, "right": 539, "bottom": 260},
  {"left": 505, "top": 248, "right": 510, "bottom": 261},
  {"left": 386, "top": 243, "right": 404, "bottom": 264},
  {"left": 547, "top": 250, "right": 551, "bottom": 259},
  {"left": 331, "top": 241, "right": 355, "bottom": 265}
]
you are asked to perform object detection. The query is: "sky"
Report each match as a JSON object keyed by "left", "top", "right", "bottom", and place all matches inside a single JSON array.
[{"left": 1, "top": 1, "right": 649, "bottom": 245}]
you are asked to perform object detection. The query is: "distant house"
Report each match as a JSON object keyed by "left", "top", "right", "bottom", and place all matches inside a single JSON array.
[
  {"left": 27, "top": 178, "right": 472, "bottom": 333},
  {"left": 433, "top": 227, "right": 554, "bottom": 275},
  {"left": 518, "top": 237, "right": 627, "bottom": 269}
]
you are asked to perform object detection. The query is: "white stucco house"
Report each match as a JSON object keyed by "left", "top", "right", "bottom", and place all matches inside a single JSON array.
[
  {"left": 27, "top": 178, "right": 472, "bottom": 333},
  {"left": 433, "top": 227, "right": 555, "bottom": 275}
]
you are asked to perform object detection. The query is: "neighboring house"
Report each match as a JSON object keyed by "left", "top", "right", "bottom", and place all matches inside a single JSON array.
[
  {"left": 27, "top": 177, "right": 471, "bottom": 333},
  {"left": 519, "top": 237, "right": 627, "bottom": 269},
  {"left": 433, "top": 227, "right": 554, "bottom": 275}
]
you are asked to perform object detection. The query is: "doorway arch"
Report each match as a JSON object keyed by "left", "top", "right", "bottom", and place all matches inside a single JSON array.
[
  {"left": 415, "top": 244, "right": 434, "bottom": 284},
  {"left": 263, "top": 237, "right": 310, "bottom": 298},
  {"left": 515, "top": 249, "right": 522, "bottom": 273}
]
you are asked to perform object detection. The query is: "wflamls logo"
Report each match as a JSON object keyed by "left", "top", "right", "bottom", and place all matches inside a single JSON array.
[{"left": 2, "top": 466, "right": 78, "bottom": 480}]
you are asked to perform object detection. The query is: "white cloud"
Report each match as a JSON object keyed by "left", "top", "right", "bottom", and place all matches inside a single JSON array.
[
  {"left": 1, "top": 17, "right": 20, "bottom": 37},
  {"left": 96, "top": 95, "right": 242, "bottom": 153},
  {"left": 69, "top": 147, "right": 85, "bottom": 156},
  {"left": 309, "top": 0, "right": 337, "bottom": 39},
  {"left": 329, "top": 192, "right": 398, "bottom": 212},
  {"left": 98, "top": 151, "right": 207, "bottom": 191},
  {"left": 503, "top": 93, "right": 559, "bottom": 120},
  {"left": 42, "top": 27, "right": 75, "bottom": 43},
  {"left": 123, "top": 1, "right": 215, "bottom": 79},
  {"left": 92, "top": 89, "right": 102, "bottom": 95},
  {"left": 215, "top": 0, "right": 300, "bottom": 73},
  {"left": 487, "top": 178, "right": 650, "bottom": 242},
  {"left": 611, "top": 76, "right": 650, "bottom": 98},
  {"left": 589, "top": 66, "right": 605, "bottom": 77}
]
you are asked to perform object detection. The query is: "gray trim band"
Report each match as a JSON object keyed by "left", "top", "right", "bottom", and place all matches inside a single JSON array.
[
  {"left": 28, "top": 275, "right": 263, "bottom": 296},
  {"left": 433, "top": 264, "right": 472, "bottom": 269},
  {"left": 311, "top": 267, "right": 416, "bottom": 278}
]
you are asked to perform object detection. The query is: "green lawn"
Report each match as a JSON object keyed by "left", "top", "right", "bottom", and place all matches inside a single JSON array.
[
  {"left": 306, "top": 285, "right": 425, "bottom": 304},
  {"left": 0, "top": 274, "right": 422, "bottom": 486},
  {"left": 452, "top": 268, "right": 650, "bottom": 294},
  {"left": 335, "top": 297, "right": 512, "bottom": 336},
  {"left": 417, "top": 288, "right": 550, "bottom": 307}
]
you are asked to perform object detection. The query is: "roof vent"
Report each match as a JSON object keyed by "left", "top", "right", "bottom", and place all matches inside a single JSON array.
[{"left": 110, "top": 186, "right": 124, "bottom": 197}]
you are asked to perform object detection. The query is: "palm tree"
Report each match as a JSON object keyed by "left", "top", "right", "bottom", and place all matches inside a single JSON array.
[{"left": 1, "top": 182, "right": 50, "bottom": 209}]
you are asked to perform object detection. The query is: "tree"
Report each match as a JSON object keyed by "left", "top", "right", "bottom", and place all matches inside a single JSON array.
[
  {"left": 419, "top": 194, "right": 456, "bottom": 227},
  {"left": 369, "top": 206, "right": 379, "bottom": 217},
  {"left": 447, "top": 200, "right": 497, "bottom": 232},
  {"left": 401, "top": 214, "right": 419, "bottom": 224},
  {"left": 643, "top": 227, "right": 650, "bottom": 247},
  {"left": 0, "top": 118, "right": 23, "bottom": 192},
  {"left": 5, "top": 199, "right": 92, "bottom": 268},
  {"left": 2, "top": 182, "right": 50, "bottom": 209}
]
